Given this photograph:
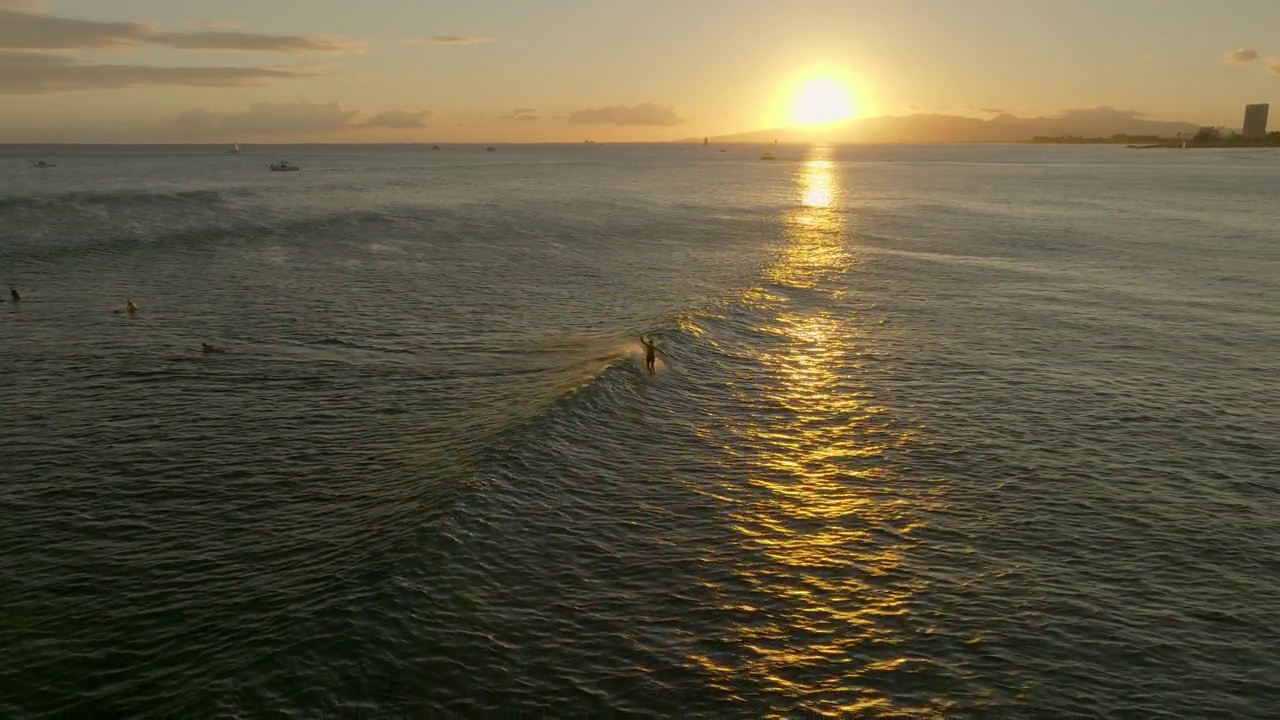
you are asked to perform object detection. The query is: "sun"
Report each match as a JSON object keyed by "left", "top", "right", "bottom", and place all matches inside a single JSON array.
[{"left": 788, "top": 75, "right": 858, "bottom": 126}]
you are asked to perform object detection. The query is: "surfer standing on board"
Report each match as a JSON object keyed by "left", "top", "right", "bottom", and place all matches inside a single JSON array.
[{"left": 639, "top": 336, "right": 657, "bottom": 375}]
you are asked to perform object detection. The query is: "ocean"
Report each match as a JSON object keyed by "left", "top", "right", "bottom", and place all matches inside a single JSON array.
[{"left": 1, "top": 142, "right": 1277, "bottom": 717}]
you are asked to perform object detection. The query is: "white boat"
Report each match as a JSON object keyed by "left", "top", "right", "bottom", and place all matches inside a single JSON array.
[
  {"left": 268, "top": 161, "right": 299, "bottom": 172},
  {"left": 231, "top": 142, "right": 240, "bottom": 154}
]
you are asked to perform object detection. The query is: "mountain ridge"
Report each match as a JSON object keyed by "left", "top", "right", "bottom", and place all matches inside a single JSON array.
[{"left": 688, "top": 106, "right": 1208, "bottom": 144}]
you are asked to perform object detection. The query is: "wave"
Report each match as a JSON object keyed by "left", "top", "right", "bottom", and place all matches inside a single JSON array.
[
  {"left": 457, "top": 328, "right": 681, "bottom": 455},
  {"left": 0, "top": 202, "right": 434, "bottom": 267},
  {"left": 475, "top": 272, "right": 802, "bottom": 438},
  {"left": 0, "top": 188, "right": 233, "bottom": 213}
]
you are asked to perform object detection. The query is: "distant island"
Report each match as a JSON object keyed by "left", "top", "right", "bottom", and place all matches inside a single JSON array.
[
  {"left": 696, "top": 107, "right": 1207, "bottom": 145},
  {"left": 692, "top": 107, "right": 1280, "bottom": 147}
]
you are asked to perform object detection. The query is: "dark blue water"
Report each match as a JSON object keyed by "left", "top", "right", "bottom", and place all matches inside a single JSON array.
[{"left": 2, "top": 143, "right": 1277, "bottom": 716}]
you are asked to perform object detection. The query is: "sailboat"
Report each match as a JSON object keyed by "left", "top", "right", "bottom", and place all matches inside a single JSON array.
[{"left": 230, "top": 142, "right": 240, "bottom": 154}]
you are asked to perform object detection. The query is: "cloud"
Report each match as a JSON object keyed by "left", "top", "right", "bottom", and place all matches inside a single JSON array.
[
  {"left": 150, "top": 30, "right": 360, "bottom": 53},
  {"left": 1056, "top": 105, "right": 1147, "bottom": 120},
  {"left": 164, "top": 101, "right": 431, "bottom": 136},
  {"left": 1223, "top": 48, "right": 1280, "bottom": 77},
  {"left": 0, "top": 8, "right": 152, "bottom": 49},
  {"left": 1225, "top": 48, "right": 1262, "bottom": 64},
  {"left": 363, "top": 109, "right": 431, "bottom": 128},
  {"left": 0, "top": 7, "right": 360, "bottom": 53},
  {"left": 0, "top": 0, "right": 47, "bottom": 12},
  {"left": 0, "top": 50, "right": 320, "bottom": 93},
  {"left": 406, "top": 35, "right": 492, "bottom": 45},
  {"left": 567, "top": 102, "right": 685, "bottom": 126},
  {"left": 499, "top": 107, "right": 539, "bottom": 121},
  {"left": 191, "top": 20, "right": 241, "bottom": 30},
  {"left": 169, "top": 101, "right": 358, "bottom": 135}
]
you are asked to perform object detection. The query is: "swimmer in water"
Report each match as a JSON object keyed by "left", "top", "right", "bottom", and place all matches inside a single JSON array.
[
  {"left": 639, "top": 336, "right": 657, "bottom": 375},
  {"left": 10, "top": 286, "right": 19, "bottom": 302},
  {"left": 126, "top": 300, "right": 138, "bottom": 314},
  {"left": 200, "top": 343, "right": 225, "bottom": 353}
]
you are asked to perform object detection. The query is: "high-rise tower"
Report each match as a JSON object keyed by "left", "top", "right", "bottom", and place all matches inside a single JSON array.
[{"left": 1242, "top": 104, "right": 1269, "bottom": 138}]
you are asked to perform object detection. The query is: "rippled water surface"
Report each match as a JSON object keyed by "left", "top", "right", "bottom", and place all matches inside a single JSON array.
[{"left": 2, "top": 143, "right": 1278, "bottom": 716}]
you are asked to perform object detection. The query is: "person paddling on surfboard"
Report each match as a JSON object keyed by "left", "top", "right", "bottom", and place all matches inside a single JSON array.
[{"left": 639, "top": 336, "right": 657, "bottom": 375}]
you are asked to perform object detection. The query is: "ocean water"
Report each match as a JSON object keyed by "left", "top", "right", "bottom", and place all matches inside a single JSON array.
[{"left": 1, "top": 142, "right": 1277, "bottom": 717}]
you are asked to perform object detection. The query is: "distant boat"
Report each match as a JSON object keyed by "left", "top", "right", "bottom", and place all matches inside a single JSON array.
[
  {"left": 230, "top": 142, "right": 240, "bottom": 154},
  {"left": 268, "top": 161, "right": 299, "bottom": 172},
  {"left": 760, "top": 152, "right": 777, "bottom": 161},
  {"left": 432, "top": 145, "right": 440, "bottom": 150},
  {"left": 703, "top": 137, "right": 708, "bottom": 147},
  {"left": 485, "top": 147, "right": 495, "bottom": 152},
  {"left": 30, "top": 160, "right": 55, "bottom": 168}
]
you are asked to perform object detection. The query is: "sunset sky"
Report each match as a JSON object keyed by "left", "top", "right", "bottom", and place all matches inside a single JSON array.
[{"left": 2, "top": 0, "right": 1278, "bottom": 142}]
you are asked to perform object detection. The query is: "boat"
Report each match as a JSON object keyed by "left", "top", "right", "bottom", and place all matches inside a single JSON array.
[
  {"left": 30, "top": 160, "right": 55, "bottom": 168},
  {"left": 230, "top": 142, "right": 240, "bottom": 154},
  {"left": 485, "top": 147, "right": 495, "bottom": 152},
  {"left": 268, "top": 161, "right": 299, "bottom": 171},
  {"left": 431, "top": 145, "right": 440, "bottom": 150},
  {"left": 760, "top": 152, "right": 777, "bottom": 161}
]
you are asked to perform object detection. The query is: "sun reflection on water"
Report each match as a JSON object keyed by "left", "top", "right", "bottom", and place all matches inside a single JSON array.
[
  {"left": 688, "top": 147, "right": 934, "bottom": 714},
  {"left": 765, "top": 155, "right": 849, "bottom": 292},
  {"left": 801, "top": 159, "right": 836, "bottom": 209}
]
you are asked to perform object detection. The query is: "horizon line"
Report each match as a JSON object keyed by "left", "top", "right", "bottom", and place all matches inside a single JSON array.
[{"left": 0, "top": 138, "right": 1187, "bottom": 147}]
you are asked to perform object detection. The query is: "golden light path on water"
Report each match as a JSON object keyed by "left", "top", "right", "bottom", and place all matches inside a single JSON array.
[{"left": 688, "top": 147, "right": 934, "bottom": 715}]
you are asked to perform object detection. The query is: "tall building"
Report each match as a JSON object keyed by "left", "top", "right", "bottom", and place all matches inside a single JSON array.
[{"left": 1242, "top": 103, "right": 1269, "bottom": 138}]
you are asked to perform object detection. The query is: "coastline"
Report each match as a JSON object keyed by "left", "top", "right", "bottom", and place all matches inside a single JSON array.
[{"left": 1031, "top": 134, "right": 1280, "bottom": 149}]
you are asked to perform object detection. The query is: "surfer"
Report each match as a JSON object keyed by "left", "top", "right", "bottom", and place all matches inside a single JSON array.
[
  {"left": 10, "top": 286, "right": 19, "bottom": 302},
  {"left": 639, "top": 336, "right": 657, "bottom": 375}
]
